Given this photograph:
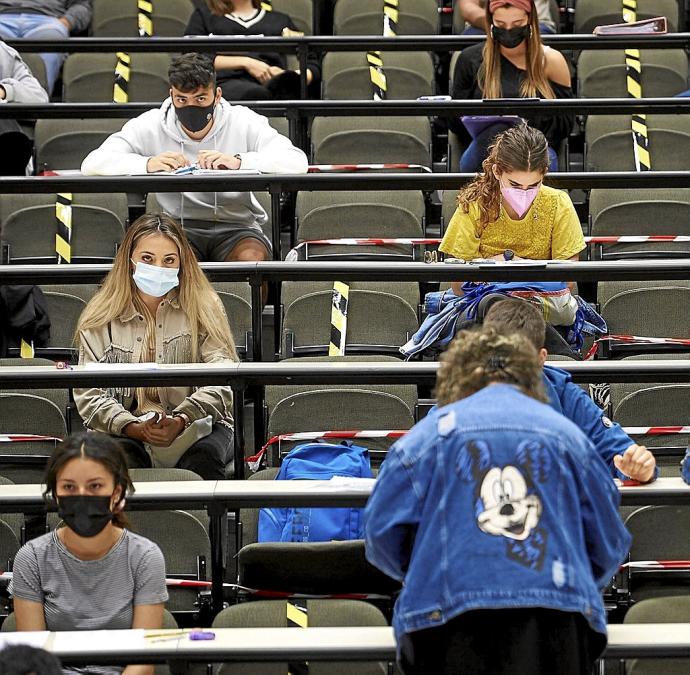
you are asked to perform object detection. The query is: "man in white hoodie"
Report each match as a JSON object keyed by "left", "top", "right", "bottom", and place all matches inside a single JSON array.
[{"left": 81, "top": 53, "right": 308, "bottom": 262}]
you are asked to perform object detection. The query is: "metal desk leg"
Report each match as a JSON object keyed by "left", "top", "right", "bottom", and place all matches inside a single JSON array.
[
  {"left": 208, "top": 501, "right": 227, "bottom": 617},
  {"left": 232, "top": 385, "right": 246, "bottom": 480},
  {"left": 250, "top": 277, "right": 263, "bottom": 363}
]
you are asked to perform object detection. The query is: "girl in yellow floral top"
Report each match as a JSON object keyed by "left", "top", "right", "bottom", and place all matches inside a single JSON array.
[{"left": 441, "top": 124, "right": 585, "bottom": 296}]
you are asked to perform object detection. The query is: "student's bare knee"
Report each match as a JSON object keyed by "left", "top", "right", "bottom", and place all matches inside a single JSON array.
[{"left": 225, "top": 238, "right": 270, "bottom": 262}]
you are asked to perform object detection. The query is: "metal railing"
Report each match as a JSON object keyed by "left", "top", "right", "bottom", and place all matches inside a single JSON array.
[
  {"left": 6, "top": 32, "right": 690, "bottom": 102},
  {"left": 1, "top": 346, "right": 690, "bottom": 475},
  {"left": 5, "top": 173, "right": 690, "bottom": 263},
  {"left": 2, "top": 258, "right": 690, "bottom": 362},
  {"left": 8, "top": 33, "right": 690, "bottom": 52},
  {"left": 1, "top": 358, "right": 689, "bottom": 612}
]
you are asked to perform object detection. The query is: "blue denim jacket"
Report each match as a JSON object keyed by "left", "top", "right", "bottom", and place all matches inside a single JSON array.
[{"left": 365, "top": 385, "right": 631, "bottom": 653}]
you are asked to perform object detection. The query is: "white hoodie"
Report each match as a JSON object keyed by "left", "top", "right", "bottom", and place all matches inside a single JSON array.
[{"left": 81, "top": 98, "right": 308, "bottom": 229}]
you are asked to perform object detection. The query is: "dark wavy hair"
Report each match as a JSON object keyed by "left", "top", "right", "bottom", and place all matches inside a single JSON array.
[
  {"left": 168, "top": 53, "right": 216, "bottom": 92},
  {"left": 0, "top": 645, "right": 62, "bottom": 675},
  {"left": 43, "top": 432, "right": 134, "bottom": 528}
]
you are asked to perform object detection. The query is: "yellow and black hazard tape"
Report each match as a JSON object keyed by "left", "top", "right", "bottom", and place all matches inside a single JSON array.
[
  {"left": 55, "top": 192, "right": 73, "bottom": 264},
  {"left": 329, "top": 281, "right": 349, "bottom": 356},
  {"left": 622, "top": 0, "right": 651, "bottom": 171},
  {"left": 113, "top": 51, "right": 131, "bottom": 103},
  {"left": 137, "top": 0, "right": 153, "bottom": 37}
]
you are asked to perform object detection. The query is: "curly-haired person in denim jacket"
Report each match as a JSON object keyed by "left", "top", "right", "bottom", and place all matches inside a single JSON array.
[{"left": 365, "top": 327, "right": 631, "bottom": 675}]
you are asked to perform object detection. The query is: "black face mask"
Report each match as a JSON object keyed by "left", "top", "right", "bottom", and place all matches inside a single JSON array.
[
  {"left": 58, "top": 495, "right": 114, "bottom": 538},
  {"left": 174, "top": 101, "right": 215, "bottom": 133},
  {"left": 492, "top": 24, "right": 530, "bottom": 49}
]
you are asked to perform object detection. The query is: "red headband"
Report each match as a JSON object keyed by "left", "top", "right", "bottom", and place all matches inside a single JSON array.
[{"left": 489, "top": 0, "right": 532, "bottom": 15}]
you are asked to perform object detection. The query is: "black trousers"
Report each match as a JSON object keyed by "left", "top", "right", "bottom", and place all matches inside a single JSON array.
[
  {"left": 219, "top": 74, "right": 273, "bottom": 101},
  {"left": 399, "top": 608, "right": 605, "bottom": 675},
  {"left": 0, "top": 119, "right": 32, "bottom": 175},
  {"left": 114, "top": 423, "right": 234, "bottom": 480}
]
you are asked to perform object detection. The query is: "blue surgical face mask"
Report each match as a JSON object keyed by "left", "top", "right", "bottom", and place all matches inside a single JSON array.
[{"left": 131, "top": 260, "right": 179, "bottom": 297}]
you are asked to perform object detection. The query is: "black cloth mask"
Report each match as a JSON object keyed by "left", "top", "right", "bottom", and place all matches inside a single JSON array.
[
  {"left": 174, "top": 101, "right": 215, "bottom": 133},
  {"left": 491, "top": 25, "right": 530, "bottom": 49},
  {"left": 58, "top": 495, "right": 114, "bottom": 538}
]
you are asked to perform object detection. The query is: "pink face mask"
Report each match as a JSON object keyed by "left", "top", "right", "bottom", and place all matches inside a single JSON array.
[{"left": 500, "top": 184, "right": 540, "bottom": 219}]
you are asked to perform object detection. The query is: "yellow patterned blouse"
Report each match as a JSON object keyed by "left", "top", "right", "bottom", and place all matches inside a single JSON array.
[{"left": 440, "top": 185, "right": 585, "bottom": 261}]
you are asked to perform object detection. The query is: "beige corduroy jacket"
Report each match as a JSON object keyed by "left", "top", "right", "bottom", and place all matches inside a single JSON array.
[{"left": 74, "top": 293, "right": 235, "bottom": 436}]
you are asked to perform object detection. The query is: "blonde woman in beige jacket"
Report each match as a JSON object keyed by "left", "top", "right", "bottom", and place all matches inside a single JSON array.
[{"left": 74, "top": 213, "right": 238, "bottom": 479}]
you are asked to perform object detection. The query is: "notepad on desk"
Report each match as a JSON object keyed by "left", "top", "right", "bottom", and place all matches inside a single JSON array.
[{"left": 172, "top": 165, "right": 262, "bottom": 176}]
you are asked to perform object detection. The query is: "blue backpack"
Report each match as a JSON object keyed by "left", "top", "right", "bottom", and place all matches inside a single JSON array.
[{"left": 258, "top": 441, "right": 373, "bottom": 543}]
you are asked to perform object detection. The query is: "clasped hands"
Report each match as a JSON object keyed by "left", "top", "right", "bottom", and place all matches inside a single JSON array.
[
  {"left": 125, "top": 413, "right": 185, "bottom": 447},
  {"left": 146, "top": 150, "right": 240, "bottom": 173}
]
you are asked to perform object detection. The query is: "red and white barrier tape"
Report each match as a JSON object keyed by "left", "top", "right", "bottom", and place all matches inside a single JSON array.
[
  {"left": 621, "top": 560, "right": 690, "bottom": 570},
  {"left": 297, "top": 236, "right": 690, "bottom": 246},
  {"left": 0, "top": 434, "right": 62, "bottom": 443},
  {"left": 303, "top": 238, "right": 441, "bottom": 246},
  {"left": 0, "top": 573, "right": 388, "bottom": 598},
  {"left": 164, "top": 578, "right": 388, "bottom": 599},
  {"left": 585, "top": 334, "right": 690, "bottom": 359},
  {"left": 587, "top": 236, "right": 690, "bottom": 243},
  {"left": 246, "top": 430, "right": 408, "bottom": 472},
  {"left": 245, "top": 426, "right": 688, "bottom": 470},
  {"left": 307, "top": 163, "right": 431, "bottom": 173},
  {"left": 624, "top": 426, "right": 690, "bottom": 435}
]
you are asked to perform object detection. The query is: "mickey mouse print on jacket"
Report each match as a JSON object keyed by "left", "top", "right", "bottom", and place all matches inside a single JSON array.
[
  {"left": 364, "top": 384, "right": 632, "bottom": 656},
  {"left": 462, "top": 439, "right": 548, "bottom": 572}
]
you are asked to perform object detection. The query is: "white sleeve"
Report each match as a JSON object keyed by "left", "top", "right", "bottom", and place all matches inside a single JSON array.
[
  {"left": 0, "top": 48, "right": 48, "bottom": 104},
  {"left": 81, "top": 115, "right": 153, "bottom": 176},
  {"left": 236, "top": 110, "right": 308, "bottom": 174}
]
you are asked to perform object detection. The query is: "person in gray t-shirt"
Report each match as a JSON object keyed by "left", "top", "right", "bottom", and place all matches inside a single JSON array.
[{"left": 10, "top": 433, "right": 168, "bottom": 675}]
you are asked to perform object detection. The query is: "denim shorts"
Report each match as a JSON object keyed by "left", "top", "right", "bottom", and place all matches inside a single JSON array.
[{"left": 181, "top": 219, "right": 272, "bottom": 262}]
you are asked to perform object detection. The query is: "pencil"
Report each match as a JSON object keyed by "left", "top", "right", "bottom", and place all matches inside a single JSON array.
[{"left": 144, "top": 630, "right": 188, "bottom": 639}]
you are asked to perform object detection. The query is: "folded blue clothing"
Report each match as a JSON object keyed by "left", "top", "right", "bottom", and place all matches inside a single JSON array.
[{"left": 401, "top": 282, "right": 607, "bottom": 358}]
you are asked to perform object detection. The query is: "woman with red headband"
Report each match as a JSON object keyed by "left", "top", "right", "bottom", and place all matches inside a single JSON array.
[{"left": 450, "top": 0, "right": 573, "bottom": 173}]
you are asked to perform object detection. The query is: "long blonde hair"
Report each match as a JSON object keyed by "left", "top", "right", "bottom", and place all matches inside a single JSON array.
[
  {"left": 458, "top": 123, "right": 549, "bottom": 233},
  {"left": 77, "top": 213, "right": 238, "bottom": 362},
  {"left": 479, "top": 1, "right": 555, "bottom": 100},
  {"left": 435, "top": 327, "right": 547, "bottom": 406}
]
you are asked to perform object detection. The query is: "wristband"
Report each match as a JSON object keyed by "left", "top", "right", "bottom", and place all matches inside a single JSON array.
[{"left": 175, "top": 413, "right": 191, "bottom": 430}]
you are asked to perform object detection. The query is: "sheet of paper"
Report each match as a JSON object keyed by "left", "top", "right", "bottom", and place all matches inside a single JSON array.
[
  {"left": 131, "top": 168, "right": 262, "bottom": 176},
  {"left": 0, "top": 632, "right": 50, "bottom": 649},
  {"left": 187, "top": 168, "right": 262, "bottom": 175}
]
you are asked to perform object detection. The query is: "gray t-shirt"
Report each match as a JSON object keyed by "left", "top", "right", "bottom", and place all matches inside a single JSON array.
[{"left": 10, "top": 529, "right": 168, "bottom": 674}]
